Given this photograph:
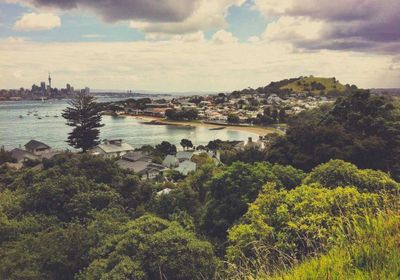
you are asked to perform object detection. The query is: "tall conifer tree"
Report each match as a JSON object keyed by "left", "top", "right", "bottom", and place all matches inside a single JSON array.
[{"left": 62, "top": 92, "right": 104, "bottom": 152}]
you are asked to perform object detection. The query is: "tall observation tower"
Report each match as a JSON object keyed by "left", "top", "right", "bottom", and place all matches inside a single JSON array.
[{"left": 48, "top": 73, "right": 52, "bottom": 89}]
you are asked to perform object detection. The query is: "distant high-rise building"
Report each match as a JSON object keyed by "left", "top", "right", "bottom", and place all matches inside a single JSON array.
[
  {"left": 48, "top": 73, "right": 52, "bottom": 89},
  {"left": 40, "top": 82, "right": 46, "bottom": 91}
]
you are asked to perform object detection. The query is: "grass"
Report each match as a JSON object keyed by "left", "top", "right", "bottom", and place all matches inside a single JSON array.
[
  {"left": 223, "top": 211, "right": 400, "bottom": 280},
  {"left": 281, "top": 76, "right": 347, "bottom": 94}
]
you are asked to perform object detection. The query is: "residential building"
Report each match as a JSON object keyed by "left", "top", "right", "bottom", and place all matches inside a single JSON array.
[
  {"left": 162, "top": 155, "right": 180, "bottom": 168},
  {"left": 176, "top": 151, "right": 194, "bottom": 162},
  {"left": 116, "top": 151, "right": 167, "bottom": 180},
  {"left": 90, "top": 139, "right": 134, "bottom": 158},
  {"left": 10, "top": 148, "right": 39, "bottom": 163},
  {"left": 24, "top": 140, "right": 51, "bottom": 155},
  {"left": 174, "top": 160, "right": 197, "bottom": 176}
]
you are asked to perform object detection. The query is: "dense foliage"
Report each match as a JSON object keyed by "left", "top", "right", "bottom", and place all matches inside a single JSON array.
[
  {"left": 226, "top": 184, "right": 381, "bottom": 267},
  {"left": 0, "top": 155, "right": 216, "bottom": 279},
  {"left": 0, "top": 153, "right": 398, "bottom": 279},
  {"left": 78, "top": 215, "right": 216, "bottom": 280},
  {"left": 263, "top": 213, "right": 400, "bottom": 280},
  {"left": 267, "top": 91, "right": 400, "bottom": 180},
  {"left": 165, "top": 108, "right": 198, "bottom": 121}
]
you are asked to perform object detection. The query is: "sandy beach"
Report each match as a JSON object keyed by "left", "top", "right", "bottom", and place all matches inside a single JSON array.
[{"left": 126, "top": 115, "right": 280, "bottom": 136}]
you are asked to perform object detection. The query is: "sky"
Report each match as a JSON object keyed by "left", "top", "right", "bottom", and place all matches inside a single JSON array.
[{"left": 0, "top": 0, "right": 399, "bottom": 92}]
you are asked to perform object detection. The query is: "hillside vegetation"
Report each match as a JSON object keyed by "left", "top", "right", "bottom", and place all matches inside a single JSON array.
[
  {"left": 280, "top": 76, "right": 347, "bottom": 95},
  {"left": 264, "top": 212, "right": 400, "bottom": 280},
  {"left": 232, "top": 76, "right": 357, "bottom": 97}
]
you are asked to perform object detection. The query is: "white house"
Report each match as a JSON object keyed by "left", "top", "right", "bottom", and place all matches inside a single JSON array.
[
  {"left": 90, "top": 139, "right": 134, "bottom": 158},
  {"left": 174, "top": 160, "right": 197, "bottom": 176},
  {"left": 176, "top": 151, "right": 194, "bottom": 162},
  {"left": 162, "top": 155, "right": 180, "bottom": 168}
]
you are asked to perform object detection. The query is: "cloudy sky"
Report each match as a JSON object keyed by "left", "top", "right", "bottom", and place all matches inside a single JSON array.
[{"left": 0, "top": 0, "right": 399, "bottom": 92}]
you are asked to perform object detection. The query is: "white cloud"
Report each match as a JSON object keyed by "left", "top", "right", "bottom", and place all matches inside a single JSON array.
[
  {"left": 254, "top": 0, "right": 293, "bottom": 15},
  {"left": 82, "top": 34, "right": 104, "bottom": 38},
  {"left": 3, "top": 37, "right": 27, "bottom": 43},
  {"left": 14, "top": 12, "right": 61, "bottom": 31},
  {"left": 264, "top": 16, "right": 325, "bottom": 42},
  {"left": 0, "top": 40, "right": 398, "bottom": 92},
  {"left": 144, "top": 31, "right": 205, "bottom": 42},
  {"left": 248, "top": 36, "right": 260, "bottom": 43},
  {"left": 212, "top": 30, "right": 238, "bottom": 44},
  {"left": 129, "top": 0, "right": 246, "bottom": 35}
]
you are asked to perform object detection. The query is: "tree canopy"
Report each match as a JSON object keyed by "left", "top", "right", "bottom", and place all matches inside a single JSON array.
[{"left": 266, "top": 91, "right": 400, "bottom": 180}]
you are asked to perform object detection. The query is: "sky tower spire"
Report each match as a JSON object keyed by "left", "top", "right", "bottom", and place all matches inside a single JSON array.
[{"left": 48, "top": 73, "right": 52, "bottom": 89}]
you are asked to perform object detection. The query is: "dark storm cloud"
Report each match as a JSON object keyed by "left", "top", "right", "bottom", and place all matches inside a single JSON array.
[
  {"left": 27, "top": 0, "right": 200, "bottom": 22},
  {"left": 271, "top": 0, "right": 400, "bottom": 54}
]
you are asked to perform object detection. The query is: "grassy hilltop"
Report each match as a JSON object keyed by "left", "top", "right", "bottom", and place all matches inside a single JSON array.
[
  {"left": 280, "top": 76, "right": 347, "bottom": 95},
  {"left": 233, "top": 76, "right": 356, "bottom": 97}
]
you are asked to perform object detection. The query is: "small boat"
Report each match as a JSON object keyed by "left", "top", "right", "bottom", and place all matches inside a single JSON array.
[
  {"left": 54, "top": 115, "right": 59, "bottom": 118},
  {"left": 209, "top": 126, "right": 226, "bottom": 131},
  {"left": 37, "top": 117, "right": 42, "bottom": 120},
  {"left": 19, "top": 115, "right": 23, "bottom": 118},
  {"left": 45, "top": 115, "right": 50, "bottom": 117}
]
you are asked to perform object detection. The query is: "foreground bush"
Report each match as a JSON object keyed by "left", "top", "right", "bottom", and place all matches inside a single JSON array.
[
  {"left": 266, "top": 212, "right": 400, "bottom": 280},
  {"left": 78, "top": 215, "right": 217, "bottom": 280},
  {"left": 226, "top": 184, "right": 382, "bottom": 269}
]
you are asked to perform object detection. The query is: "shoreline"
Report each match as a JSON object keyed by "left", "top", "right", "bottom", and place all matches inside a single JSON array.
[{"left": 123, "top": 115, "right": 280, "bottom": 136}]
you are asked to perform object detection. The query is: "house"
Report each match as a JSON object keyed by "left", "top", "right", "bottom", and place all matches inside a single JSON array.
[
  {"left": 235, "top": 137, "right": 265, "bottom": 150},
  {"left": 193, "top": 150, "right": 222, "bottom": 165},
  {"left": 176, "top": 151, "right": 194, "bottom": 162},
  {"left": 116, "top": 159, "right": 166, "bottom": 180},
  {"left": 162, "top": 155, "right": 180, "bottom": 168},
  {"left": 116, "top": 150, "right": 167, "bottom": 180},
  {"left": 156, "top": 188, "right": 173, "bottom": 196},
  {"left": 143, "top": 108, "right": 168, "bottom": 117},
  {"left": 122, "top": 151, "right": 153, "bottom": 163},
  {"left": 90, "top": 139, "right": 134, "bottom": 158},
  {"left": 24, "top": 140, "right": 51, "bottom": 155},
  {"left": 174, "top": 160, "right": 197, "bottom": 176},
  {"left": 10, "top": 148, "right": 39, "bottom": 163}
]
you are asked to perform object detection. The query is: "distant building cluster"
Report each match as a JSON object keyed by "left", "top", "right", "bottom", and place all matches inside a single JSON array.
[{"left": 0, "top": 74, "right": 90, "bottom": 101}]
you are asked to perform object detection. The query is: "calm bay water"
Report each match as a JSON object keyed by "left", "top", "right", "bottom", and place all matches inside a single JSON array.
[{"left": 0, "top": 99, "right": 257, "bottom": 150}]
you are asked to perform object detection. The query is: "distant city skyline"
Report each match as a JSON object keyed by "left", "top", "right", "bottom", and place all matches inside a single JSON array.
[{"left": 1, "top": 0, "right": 400, "bottom": 92}]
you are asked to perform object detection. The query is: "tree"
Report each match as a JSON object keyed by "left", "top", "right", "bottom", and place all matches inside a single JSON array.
[
  {"left": 201, "top": 162, "right": 278, "bottom": 240},
  {"left": 78, "top": 215, "right": 216, "bottom": 280},
  {"left": 303, "top": 160, "right": 399, "bottom": 193},
  {"left": 278, "top": 108, "right": 286, "bottom": 122},
  {"left": 180, "top": 139, "right": 193, "bottom": 150},
  {"left": 62, "top": 92, "right": 104, "bottom": 152},
  {"left": 271, "top": 108, "right": 279, "bottom": 122},
  {"left": 227, "top": 113, "right": 240, "bottom": 124},
  {"left": 155, "top": 141, "right": 177, "bottom": 156},
  {"left": 0, "top": 147, "right": 15, "bottom": 164}
]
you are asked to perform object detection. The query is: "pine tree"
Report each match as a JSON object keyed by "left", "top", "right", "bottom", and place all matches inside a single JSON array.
[{"left": 62, "top": 92, "right": 104, "bottom": 152}]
